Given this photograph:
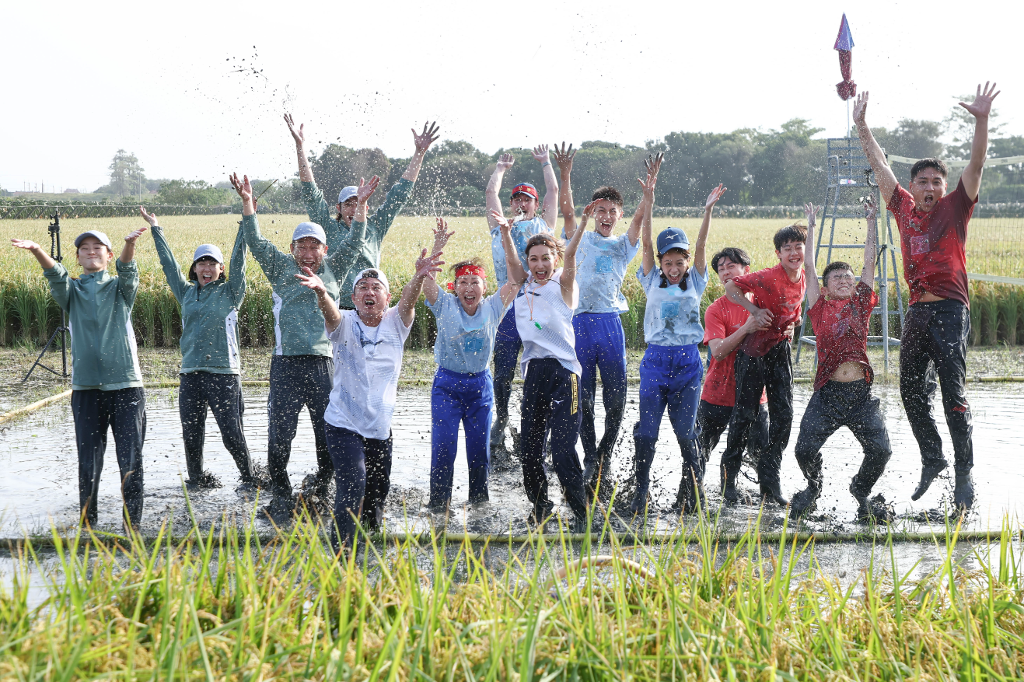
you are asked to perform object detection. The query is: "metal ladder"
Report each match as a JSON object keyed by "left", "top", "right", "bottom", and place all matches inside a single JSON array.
[{"left": 795, "top": 137, "right": 905, "bottom": 374}]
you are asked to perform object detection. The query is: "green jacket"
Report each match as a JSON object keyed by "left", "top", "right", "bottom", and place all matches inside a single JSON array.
[
  {"left": 44, "top": 260, "right": 144, "bottom": 391},
  {"left": 301, "top": 177, "right": 413, "bottom": 303},
  {"left": 242, "top": 213, "right": 366, "bottom": 357},
  {"left": 152, "top": 224, "right": 247, "bottom": 374}
]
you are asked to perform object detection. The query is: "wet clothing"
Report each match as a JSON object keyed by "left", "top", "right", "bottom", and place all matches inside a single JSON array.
[
  {"left": 636, "top": 266, "right": 709, "bottom": 347},
  {"left": 574, "top": 231, "right": 639, "bottom": 313},
  {"left": 325, "top": 423, "right": 392, "bottom": 549},
  {"left": 266, "top": 355, "right": 334, "bottom": 496},
  {"left": 517, "top": 270, "right": 581, "bottom": 377},
  {"left": 700, "top": 295, "right": 767, "bottom": 407},
  {"left": 574, "top": 312, "right": 628, "bottom": 474},
  {"left": 151, "top": 224, "right": 246, "bottom": 374},
  {"left": 302, "top": 177, "right": 413, "bottom": 304},
  {"left": 491, "top": 216, "right": 549, "bottom": 288},
  {"left": 731, "top": 264, "right": 805, "bottom": 357},
  {"left": 179, "top": 372, "right": 253, "bottom": 483},
  {"left": 71, "top": 387, "right": 146, "bottom": 526},
  {"left": 793, "top": 379, "right": 891, "bottom": 497},
  {"left": 426, "top": 291, "right": 508, "bottom": 374},
  {"left": 888, "top": 178, "right": 976, "bottom": 307},
  {"left": 697, "top": 399, "right": 768, "bottom": 479},
  {"left": 899, "top": 300, "right": 974, "bottom": 472},
  {"left": 807, "top": 282, "right": 878, "bottom": 392},
  {"left": 43, "top": 260, "right": 143, "bottom": 391},
  {"left": 429, "top": 368, "right": 493, "bottom": 508}
]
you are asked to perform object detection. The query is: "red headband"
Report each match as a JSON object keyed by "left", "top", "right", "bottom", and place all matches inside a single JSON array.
[{"left": 455, "top": 265, "right": 487, "bottom": 280}]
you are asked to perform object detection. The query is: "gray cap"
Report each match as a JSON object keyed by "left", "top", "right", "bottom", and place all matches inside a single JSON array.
[
  {"left": 192, "top": 244, "right": 224, "bottom": 265},
  {"left": 354, "top": 267, "right": 390, "bottom": 292},
  {"left": 292, "top": 221, "right": 327, "bottom": 244},
  {"left": 338, "top": 186, "right": 359, "bottom": 203},
  {"left": 74, "top": 230, "right": 113, "bottom": 251}
]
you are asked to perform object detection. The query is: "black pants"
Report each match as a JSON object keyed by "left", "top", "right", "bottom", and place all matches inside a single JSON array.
[
  {"left": 793, "top": 379, "right": 891, "bottom": 496},
  {"left": 491, "top": 304, "right": 521, "bottom": 442},
  {"left": 721, "top": 342, "right": 794, "bottom": 485},
  {"left": 900, "top": 300, "right": 974, "bottom": 472},
  {"left": 71, "top": 387, "right": 146, "bottom": 526},
  {"left": 324, "top": 423, "right": 393, "bottom": 548},
  {"left": 267, "top": 355, "right": 334, "bottom": 497},
  {"left": 179, "top": 372, "right": 254, "bottom": 483},
  {"left": 520, "top": 358, "right": 588, "bottom": 521},
  {"left": 697, "top": 399, "right": 769, "bottom": 479}
]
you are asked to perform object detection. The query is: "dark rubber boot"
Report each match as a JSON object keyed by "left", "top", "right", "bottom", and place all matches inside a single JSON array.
[
  {"left": 789, "top": 485, "right": 819, "bottom": 518},
  {"left": 911, "top": 460, "right": 947, "bottom": 501},
  {"left": 760, "top": 479, "right": 788, "bottom": 507},
  {"left": 953, "top": 471, "right": 975, "bottom": 511},
  {"left": 721, "top": 463, "right": 739, "bottom": 505},
  {"left": 629, "top": 436, "right": 658, "bottom": 516}
]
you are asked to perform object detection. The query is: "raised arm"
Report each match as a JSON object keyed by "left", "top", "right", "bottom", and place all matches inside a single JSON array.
[
  {"left": 422, "top": 218, "right": 454, "bottom": 306},
  {"left": 560, "top": 209, "right": 587, "bottom": 307},
  {"left": 296, "top": 267, "right": 342, "bottom": 333},
  {"left": 398, "top": 249, "right": 444, "bottom": 327},
  {"left": 533, "top": 145, "right": 559, "bottom": 229},
  {"left": 120, "top": 226, "right": 146, "bottom": 264},
  {"left": 142, "top": 207, "right": 189, "bottom": 303},
  {"left": 327, "top": 176, "right": 377, "bottom": 277},
  {"left": 803, "top": 203, "right": 821, "bottom": 309},
  {"left": 628, "top": 153, "right": 663, "bottom": 248},
  {"left": 638, "top": 168, "right": 658, "bottom": 277},
  {"left": 724, "top": 280, "right": 772, "bottom": 328},
  {"left": 853, "top": 92, "right": 898, "bottom": 203},
  {"left": 11, "top": 239, "right": 56, "bottom": 270},
  {"left": 553, "top": 142, "right": 577, "bottom": 238},
  {"left": 231, "top": 172, "right": 289, "bottom": 279},
  {"left": 401, "top": 122, "right": 440, "bottom": 182},
  {"left": 861, "top": 199, "right": 877, "bottom": 289},
  {"left": 493, "top": 214, "right": 527, "bottom": 306},
  {"left": 958, "top": 82, "right": 1000, "bottom": 201},
  {"left": 285, "top": 113, "right": 313, "bottom": 183},
  {"left": 485, "top": 154, "right": 514, "bottom": 229},
  {"left": 693, "top": 183, "right": 726, "bottom": 277}
]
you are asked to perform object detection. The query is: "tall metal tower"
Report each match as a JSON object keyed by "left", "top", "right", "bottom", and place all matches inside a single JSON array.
[{"left": 795, "top": 137, "right": 905, "bottom": 374}]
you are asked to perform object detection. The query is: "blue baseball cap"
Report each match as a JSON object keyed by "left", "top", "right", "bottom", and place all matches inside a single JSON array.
[
  {"left": 292, "top": 222, "right": 327, "bottom": 244},
  {"left": 74, "top": 230, "right": 113, "bottom": 251},
  {"left": 657, "top": 227, "right": 690, "bottom": 255},
  {"left": 192, "top": 244, "right": 224, "bottom": 265}
]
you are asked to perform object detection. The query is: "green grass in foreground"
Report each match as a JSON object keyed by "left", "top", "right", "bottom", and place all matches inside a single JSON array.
[{"left": 1, "top": 513, "right": 1023, "bottom": 680}]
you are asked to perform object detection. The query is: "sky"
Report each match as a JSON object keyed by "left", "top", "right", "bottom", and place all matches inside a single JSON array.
[{"left": 2, "top": 0, "right": 1018, "bottom": 194}]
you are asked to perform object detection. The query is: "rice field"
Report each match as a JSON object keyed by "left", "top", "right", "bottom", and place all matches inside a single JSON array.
[{"left": 1, "top": 214, "right": 1022, "bottom": 350}]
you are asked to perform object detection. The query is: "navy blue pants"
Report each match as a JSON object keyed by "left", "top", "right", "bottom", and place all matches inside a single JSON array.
[
  {"left": 520, "top": 358, "right": 588, "bottom": 521},
  {"left": 267, "top": 355, "right": 334, "bottom": 497},
  {"left": 697, "top": 399, "right": 768, "bottom": 480},
  {"left": 429, "top": 367, "right": 493, "bottom": 509},
  {"left": 71, "top": 387, "right": 146, "bottom": 526},
  {"left": 491, "top": 303, "right": 521, "bottom": 442},
  {"left": 324, "top": 423, "right": 393, "bottom": 548},
  {"left": 573, "top": 312, "right": 628, "bottom": 473},
  {"left": 179, "top": 372, "right": 254, "bottom": 484},
  {"left": 900, "top": 300, "right": 974, "bottom": 472}
]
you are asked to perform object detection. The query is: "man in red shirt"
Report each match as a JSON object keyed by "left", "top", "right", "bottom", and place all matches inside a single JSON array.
[
  {"left": 853, "top": 82, "right": 999, "bottom": 510},
  {"left": 694, "top": 247, "right": 769, "bottom": 505},
  {"left": 722, "top": 224, "right": 807, "bottom": 506},
  {"left": 790, "top": 201, "right": 892, "bottom": 521}
]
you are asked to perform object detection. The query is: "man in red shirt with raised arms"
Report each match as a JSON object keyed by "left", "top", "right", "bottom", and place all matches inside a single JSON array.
[
  {"left": 853, "top": 82, "right": 999, "bottom": 511},
  {"left": 790, "top": 201, "right": 892, "bottom": 521}
]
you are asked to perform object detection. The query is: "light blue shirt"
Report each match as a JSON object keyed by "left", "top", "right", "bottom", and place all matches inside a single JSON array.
[
  {"left": 637, "top": 265, "right": 708, "bottom": 346},
  {"left": 490, "top": 216, "right": 549, "bottom": 287},
  {"left": 426, "top": 291, "right": 509, "bottom": 374},
  {"left": 574, "top": 231, "right": 639, "bottom": 313}
]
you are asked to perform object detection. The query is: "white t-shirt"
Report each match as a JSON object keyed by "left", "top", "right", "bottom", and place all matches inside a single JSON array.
[
  {"left": 324, "top": 306, "right": 412, "bottom": 440},
  {"left": 515, "top": 268, "right": 581, "bottom": 377}
]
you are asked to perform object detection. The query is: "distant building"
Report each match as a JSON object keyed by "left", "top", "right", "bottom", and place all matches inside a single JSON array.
[{"left": 64, "top": 188, "right": 80, "bottom": 194}]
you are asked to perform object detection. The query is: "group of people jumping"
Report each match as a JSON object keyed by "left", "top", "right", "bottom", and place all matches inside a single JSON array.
[{"left": 11, "top": 80, "right": 999, "bottom": 549}]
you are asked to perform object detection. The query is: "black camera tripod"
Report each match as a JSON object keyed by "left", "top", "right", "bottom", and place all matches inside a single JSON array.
[{"left": 23, "top": 209, "right": 70, "bottom": 382}]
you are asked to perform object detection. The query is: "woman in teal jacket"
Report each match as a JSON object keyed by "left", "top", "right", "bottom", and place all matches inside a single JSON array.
[{"left": 141, "top": 206, "right": 257, "bottom": 489}]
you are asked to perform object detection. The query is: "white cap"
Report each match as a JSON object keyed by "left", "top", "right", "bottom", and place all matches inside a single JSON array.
[
  {"left": 354, "top": 267, "right": 390, "bottom": 292},
  {"left": 291, "top": 222, "right": 327, "bottom": 244},
  {"left": 74, "top": 230, "right": 113, "bottom": 251},
  {"left": 338, "top": 186, "right": 359, "bottom": 203},
  {"left": 192, "top": 244, "right": 224, "bottom": 264}
]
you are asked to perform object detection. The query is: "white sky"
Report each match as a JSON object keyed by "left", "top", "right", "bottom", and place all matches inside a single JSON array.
[{"left": 2, "top": 0, "right": 1018, "bottom": 193}]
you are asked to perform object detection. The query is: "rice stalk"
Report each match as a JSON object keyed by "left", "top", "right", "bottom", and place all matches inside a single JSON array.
[
  {"left": 156, "top": 288, "right": 178, "bottom": 347},
  {"left": 983, "top": 283, "right": 1001, "bottom": 346},
  {"left": 132, "top": 287, "right": 157, "bottom": 348},
  {"left": 0, "top": 283, "right": 8, "bottom": 346},
  {"left": 970, "top": 282, "right": 984, "bottom": 346},
  {"left": 31, "top": 280, "right": 53, "bottom": 345},
  {"left": 12, "top": 277, "right": 37, "bottom": 345}
]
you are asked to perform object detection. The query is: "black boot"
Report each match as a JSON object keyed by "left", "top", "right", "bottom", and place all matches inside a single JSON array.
[
  {"left": 721, "top": 463, "right": 739, "bottom": 505},
  {"left": 629, "top": 436, "right": 658, "bottom": 516},
  {"left": 911, "top": 460, "right": 947, "bottom": 501},
  {"left": 760, "top": 479, "right": 788, "bottom": 507},
  {"left": 789, "top": 484, "right": 820, "bottom": 517},
  {"left": 953, "top": 470, "right": 975, "bottom": 511}
]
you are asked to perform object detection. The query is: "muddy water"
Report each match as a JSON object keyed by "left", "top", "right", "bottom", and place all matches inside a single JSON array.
[{"left": 1, "top": 382, "right": 1022, "bottom": 539}]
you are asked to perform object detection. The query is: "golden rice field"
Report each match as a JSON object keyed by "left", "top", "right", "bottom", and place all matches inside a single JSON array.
[{"left": 1, "top": 214, "right": 1022, "bottom": 349}]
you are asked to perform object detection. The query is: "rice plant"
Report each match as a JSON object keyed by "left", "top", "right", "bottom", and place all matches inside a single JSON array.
[
  {"left": 970, "top": 282, "right": 985, "bottom": 346},
  {"left": 0, "top": 283, "right": 8, "bottom": 346},
  {"left": 12, "top": 277, "right": 37, "bottom": 346},
  {"left": 1003, "top": 286, "right": 1022, "bottom": 347},
  {"left": 983, "top": 283, "right": 1001, "bottom": 346}
]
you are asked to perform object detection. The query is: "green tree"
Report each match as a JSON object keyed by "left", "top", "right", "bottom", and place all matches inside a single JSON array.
[
  {"left": 311, "top": 145, "right": 392, "bottom": 208},
  {"left": 156, "top": 179, "right": 230, "bottom": 206},
  {"left": 108, "top": 150, "right": 146, "bottom": 198}
]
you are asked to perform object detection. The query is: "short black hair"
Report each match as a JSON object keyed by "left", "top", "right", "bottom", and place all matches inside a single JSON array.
[
  {"left": 773, "top": 223, "right": 807, "bottom": 251},
  {"left": 591, "top": 186, "right": 624, "bottom": 206},
  {"left": 822, "top": 260, "right": 853, "bottom": 285},
  {"left": 710, "top": 247, "right": 751, "bottom": 274},
  {"left": 910, "top": 158, "right": 948, "bottom": 180}
]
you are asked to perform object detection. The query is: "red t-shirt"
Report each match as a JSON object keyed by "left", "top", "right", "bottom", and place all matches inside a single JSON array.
[
  {"left": 807, "top": 281, "right": 878, "bottom": 391},
  {"left": 701, "top": 296, "right": 768, "bottom": 407},
  {"left": 731, "top": 263, "right": 806, "bottom": 357},
  {"left": 888, "top": 178, "right": 976, "bottom": 306}
]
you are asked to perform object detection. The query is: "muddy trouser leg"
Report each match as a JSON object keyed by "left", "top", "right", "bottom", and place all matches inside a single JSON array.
[
  {"left": 71, "top": 389, "right": 111, "bottom": 526},
  {"left": 928, "top": 302, "right": 974, "bottom": 472},
  {"left": 635, "top": 347, "right": 670, "bottom": 501},
  {"left": 463, "top": 371, "right": 493, "bottom": 504},
  {"left": 362, "top": 433, "right": 393, "bottom": 531},
  {"left": 491, "top": 304, "right": 521, "bottom": 446},
  {"left": 899, "top": 304, "right": 946, "bottom": 470},
  {"left": 544, "top": 363, "right": 588, "bottom": 521},
  {"left": 205, "top": 373, "right": 254, "bottom": 482},
  {"left": 595, "top": 315, "right": 628, "bottom": 471},
  {"left": 178, "top": 373, "right": 208, "bottom": 482},
  {"left": 792, "top": 388, "right": 840, "bottom": 492},
  {"left": 696, "top": 401, "right": 731, "bottom": 473},
  {"left": 429, "top": 369, "right": 463, "bottom": 509},
  {"left": 759, "top": 342, "right": 794, "bottom": 486},
  {"left": 520, "top": 360, "right": 553, "bottom": 516},
  {"left": 844, "top": 382, "right": 892, "bottom": 498},
  {"left": 110, "top": 387, "right": 147, "bottom": 527},
  {"left": 665, "top": 355, "right": 704, "bottom": 483},
  {"left": 306, "top": 356, "right": 336, "bottom": 484},
  {"left": 325, "top": 423, "right": 365, "bottom": 549},
  {"left": 266, "top": 356, "right": 304, "bottom": 498},
  {"left": 746, "top": 404, "right": 770, "bottom": 469},
  {"left": 573, "top": 314, "right": 600, "bottom": 471},
  {"left": 721, "top": 351, "right": 766, "bottom": 483}
]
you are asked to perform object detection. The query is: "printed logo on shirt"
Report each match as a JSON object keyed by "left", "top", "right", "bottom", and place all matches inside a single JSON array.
[
  {"left": 463, "top": 335, "right": 485, "bottom": 354},
  {"left": 911, "top": 235, "right": 930, "bottom": 256},
  {"left": 660, "top": 300, "right": 680, "bottom": 319},
  {"left": 595, "top": 255, "right": 613, "bottom": 273}
]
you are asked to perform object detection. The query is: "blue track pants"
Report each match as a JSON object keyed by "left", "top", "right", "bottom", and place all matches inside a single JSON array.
[
  {"left": 573, "top": 312, "right": 628, "bottom": 474},
  {"left": 429, "top": 367, "right": 493, "bottom": 509}
]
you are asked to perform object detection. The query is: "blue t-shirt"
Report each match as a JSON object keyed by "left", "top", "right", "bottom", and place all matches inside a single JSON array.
[
  {"left": 490, "top": 216, "right": 549, "bottom": 287},
  {"left": 574, "top": 231, "right": 639, "bottom": 313},
  {"left": 426, "top": 291, "right": 509, "bottom": 374},
  {"left": 637, "top": 265, "right": 708, "bottom": 346}
]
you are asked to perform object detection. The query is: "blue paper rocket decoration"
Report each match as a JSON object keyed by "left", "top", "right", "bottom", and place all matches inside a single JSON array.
[{"left": 834, "top": 14, "right": 856, "bottom": 101}]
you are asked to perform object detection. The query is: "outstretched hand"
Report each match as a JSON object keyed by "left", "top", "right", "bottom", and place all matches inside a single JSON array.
[
  {"left": 489, "top": 209, "right": 511, "bottom": 231},
  {"left": 295, "top": 266, "right": 327, "bottom": 294},
  {"left": 864, "top": 198, "right": 878, "bottom": 221},
  {"left": 11, "top": 239, "right": 42, "bottom": 251},
  {"left": 959, "top": 81, "right": 1000, "bottom": 120},
  {"left": 803, "top": 202, "right": 818, "bottom": 225},
  {"left": 552, "top": 141, "right": 575, "bottom": 174},
  {"left": 637, "top": 170, "right": 659, "bottom": 199},
  {"left": 852, "top": 91, "right": 869, "bottom": 126},
  {"left": 432, "top": 217, "right": 454, "bottom": 255},
  {"left": 124, "top": 227, "right": 148, "bottom": 244},
  {"left": 644, "top": 151, "right": 665, "bottom": 178},
  {"left": 412, "top": 121, "right": 440, "bottom": 153},
  {"left": 705, "top": 184, "right": 727, "bottom": 210},
  {"left": 414, "top": 247, "right": 445, "bottom": 280},
  {"left": 495, "top": 153, "right": 515, "bottom": 173},
  {"left": 284, "top": 113, "right": 305, "bottom": 146},
  {"left": 357, "top": 175, "right": 381, "bottom": 203},
  {"left": 531, "top": 144, "right": 550, "bottom": 164},
  {"left": 139, "top": 206, "right": 159, "bottom": 227},
  {"left": 229, "top": 172, "right": 254, "bottom": 203}
]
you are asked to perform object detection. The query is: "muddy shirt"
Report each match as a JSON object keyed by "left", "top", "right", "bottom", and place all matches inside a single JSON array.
[
  {"left": 807, "top": 281, "right": 878, "bottom": 391},
  {"left": 701, "top": 295, "right": 768, "bottom": 407},
  {"left": 637, "top": 265, "right": 708, "bottom": 347},
  {"left": 731, "top": 263, "right": 805, "bottom": 357}
]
